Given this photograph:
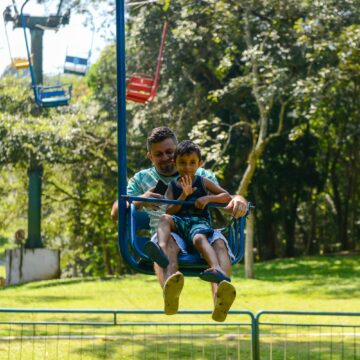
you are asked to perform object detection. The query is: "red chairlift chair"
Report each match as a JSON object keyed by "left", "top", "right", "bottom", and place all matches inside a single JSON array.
[{"left": 126, "top": 21, "right": 169, "bottom": 104}]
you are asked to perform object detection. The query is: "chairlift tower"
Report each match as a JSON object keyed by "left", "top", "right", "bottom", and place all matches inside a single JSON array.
[{"left": 4, "top": 5, "right": 70, "bottom": 249}]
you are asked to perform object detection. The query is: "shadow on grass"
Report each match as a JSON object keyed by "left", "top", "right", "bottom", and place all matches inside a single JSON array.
[
  {"left": 233, "top": 256, "right": 360, "bottom": 299},
  {"left": 75, "top": 331, "right": 253, "bottom": 360},
  {"left": 234, "top": 256, "right": 360, "bottom": 281},
  {"left": 27, "top": 276, "right": 126, "bottom": 290}
]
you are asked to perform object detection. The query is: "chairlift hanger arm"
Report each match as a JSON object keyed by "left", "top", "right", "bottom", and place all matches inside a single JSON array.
[
  {"left": 56, "top": 0, "right": 64, "bottom": 16},
  {"left": 3, "top": 6, "right": 14, "bottom": 22},
  {"left": 15, "top": 0, "right": 70, "bottom": 30},
  {"left": 11, "top": 0, "right": 19, "bottom": 15},
  {"left": 13, "top": 14, "right": 70, "bottom": 29}
]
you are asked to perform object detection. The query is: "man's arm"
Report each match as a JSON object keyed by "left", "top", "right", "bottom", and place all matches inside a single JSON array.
[
  {"left": 111, "top": 200, "right": 119, "bottom": 220},
  {"left": 224, "top": 195, "right": 248, "bottom": 219},
  {"left": 127, "top": 174, "right": 164, "bottom": 211}
]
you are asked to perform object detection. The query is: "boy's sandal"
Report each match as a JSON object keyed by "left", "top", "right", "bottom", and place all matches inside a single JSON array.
[
  {"left": 144, "top": 241, "right": 169, "bottom": 268},
  {"left": 163, "top": 272, "right": 184, "bottom": 315},
  {"left": 199, "top": 268, "right": 231, "bottom": 284},
  {"left": 212, "top": 280, "right": 236, "bottom": 322}
]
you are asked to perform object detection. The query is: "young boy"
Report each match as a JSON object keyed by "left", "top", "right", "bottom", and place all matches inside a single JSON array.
[{"left": 156, "top": 140, "right": 236, "bottom": 321}]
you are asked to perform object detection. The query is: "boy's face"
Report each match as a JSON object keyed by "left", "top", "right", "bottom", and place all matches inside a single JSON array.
[{"left": 175, "top": 152, "right": 202, "bottom": 178}]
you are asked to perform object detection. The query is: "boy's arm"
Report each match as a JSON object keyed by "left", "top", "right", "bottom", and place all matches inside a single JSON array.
[
  {"left": 195, "top": 178, "right": 232, "bottom": 209},
  {"left": 166, "top": 176, "right": 196, "bottom": 215}
]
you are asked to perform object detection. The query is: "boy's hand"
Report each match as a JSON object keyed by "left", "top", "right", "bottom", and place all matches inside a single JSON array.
[
  {"left": 195, "top": 196, "right": 209, "bottom": 209},
  {"left": 180, "top": 175, "right": 196, "bottom": 197}
]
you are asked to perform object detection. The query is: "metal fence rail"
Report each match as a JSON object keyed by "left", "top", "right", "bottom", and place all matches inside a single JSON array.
[
  {"left": 0, "top": 309, "right": 359, "bottom": 359},
  {"left": 0, "top": 309, "right": 254, "bottom": 359},
  {"left": 255, "top": 311, "right": 360, "bottom": 360}
]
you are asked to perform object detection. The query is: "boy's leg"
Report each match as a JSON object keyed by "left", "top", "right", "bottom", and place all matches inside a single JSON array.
[
  {"left": 146, "top": 214, "right": 177, "bottom": 268},
  {"left": 192, "top": 234, "right": 221, "bottom": 271},
  {"left": 157, "top": 214, "right": 177, "bottom": 250}
]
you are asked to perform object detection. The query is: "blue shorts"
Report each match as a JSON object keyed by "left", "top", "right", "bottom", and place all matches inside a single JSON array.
[
  {"left": 172, "top": 215, "right": 213, "bottom": 244},
  {"left": 150, "top": 229, "right": 235, "bottom": 261}
]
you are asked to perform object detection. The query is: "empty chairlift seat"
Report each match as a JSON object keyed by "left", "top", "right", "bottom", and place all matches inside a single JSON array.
[
  {"left": 126, "top": 76, "right": 155, "bottom": 104},
  {"left": 64, "top": 55, "right": 89, "bottom": 76},
  {"left": 12, "top": 57, "right": 30, "bottom": 70},
  {"left": 126, "top": 21, "right": 169, "bottom": 105},
  {"left": 34, "top": 84, "right": 72, "bottom": 108}
]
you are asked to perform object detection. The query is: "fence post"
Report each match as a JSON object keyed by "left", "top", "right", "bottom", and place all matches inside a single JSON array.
[{"left": 252, "top": 313, "right": 260, "bottom": 360}]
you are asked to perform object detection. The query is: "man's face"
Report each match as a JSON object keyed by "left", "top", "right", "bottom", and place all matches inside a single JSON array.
[{"left": 147, "top": 138, "right": 177, "bottom": 176}]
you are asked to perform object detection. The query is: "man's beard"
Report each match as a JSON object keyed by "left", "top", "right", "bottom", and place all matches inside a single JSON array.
[{"left": 158, "top": 162, "right": 176, "bottom": 176}]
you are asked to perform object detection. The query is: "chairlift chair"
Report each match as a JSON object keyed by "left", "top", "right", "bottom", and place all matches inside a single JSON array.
[
  {"left": 116, "top": 3, "right": 252, "bottom": 275},
  {"left": 4, "top": 11, "right": 30, "bottom": 71},
  {"left": 20, "top": 2, "right": 72, "bottom": 108},
  {"left": 126, "top": 20, "right": 169, "bottom": 104},
  {"left": 63, "top": 20, "right": 95, "bottom": 76},
  {"left": 64, "top": 55, "right": 89, "bottom": 76},
  {"left": 11, "top": 57, "right": 30, "bottom": 70},
  {"left": 120, "top": 196, "right": 251, "bottom": 275},
  {"left": 34, "top": 84, "right": 72, "bottom": 108}
]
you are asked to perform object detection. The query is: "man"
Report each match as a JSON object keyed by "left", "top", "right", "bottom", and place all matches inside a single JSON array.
[{"left": 111, "top": 127, "right": 247, "bottom": 321}]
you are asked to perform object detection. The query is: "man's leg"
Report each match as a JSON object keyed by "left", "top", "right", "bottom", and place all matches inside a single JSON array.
[
  {"left": 210, "top": 239, "right": 232, "bottom": 298},
  {"left": 153, "top": 231, "right": 184, "bottom": 316},
  {"left": 210, "top": 239, "right": 236, "bottom": 322},
  {"left": 154, "top": 234, "right": 181, "bottom": 288},
  {"left": 159, "top": 236, "right": 184, "bottom": 315}
]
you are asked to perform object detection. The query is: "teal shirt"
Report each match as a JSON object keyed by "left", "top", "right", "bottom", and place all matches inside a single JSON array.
[{"left": 127, "top": 167, "right": 218, "bottom": 234}]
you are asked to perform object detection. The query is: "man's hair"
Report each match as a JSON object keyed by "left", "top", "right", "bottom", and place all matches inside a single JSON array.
[
  {"left": 174, "top": 140, "right": 202, "bottom": 161},
  {"left": 146, "top": 127, "right": 178, "bottom": 151}
]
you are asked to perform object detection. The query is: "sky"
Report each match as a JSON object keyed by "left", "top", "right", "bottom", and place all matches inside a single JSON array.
[{"left": 0, "top": 1, "right": 114, "bottom": 76}]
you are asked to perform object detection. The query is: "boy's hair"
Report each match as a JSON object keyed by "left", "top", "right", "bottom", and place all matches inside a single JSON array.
[
  {"left": 147, "top": 127, "right": 178, "bottom": 151},
  {"left": 174, "top": 140, "right": 202, "bottom": 161}
]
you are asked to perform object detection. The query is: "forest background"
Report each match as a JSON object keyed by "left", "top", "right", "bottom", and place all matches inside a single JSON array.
[{"left": 0, "top": 0, "right": 359, "bottom": 277}]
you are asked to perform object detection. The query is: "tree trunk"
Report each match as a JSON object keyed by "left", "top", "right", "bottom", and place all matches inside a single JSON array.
[
  {"left": 237, "top": 141, "right": 266, "bottom": 279},
  {"left": 284, "top": 195, "right": 298, "bottom": 257},
  {"left": 306, "top": 198, "right": 318, "bottom": 255},
  {"left": 245, "top": 212, "right": 255, "bottom": 278},
  {"left": 102, "top": 238, "right": 114, "bottom": 275}
]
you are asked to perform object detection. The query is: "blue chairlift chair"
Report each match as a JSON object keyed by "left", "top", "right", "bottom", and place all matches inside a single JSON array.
[
  {"left": 115, "top": 2, "right": 252, "bottom": 275},
  {"left": 34, "top": 84, "right": 72, "bottom": 108},
  {"left": 20, "top": 2, "right": 72, "bottom": 108},
  {"left": 64, "top": 55, "right": 89, "bottom": 76},
  {"left": 64, "top": 23, "right": 94, "bottom": 76},
  {"left": 121, "top": 196, "right": 251, "bottom": 276}
]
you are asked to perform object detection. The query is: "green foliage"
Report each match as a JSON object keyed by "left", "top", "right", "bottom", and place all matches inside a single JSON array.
[{"left": 1, "top": 0, "right": 360, "bottom": 278}]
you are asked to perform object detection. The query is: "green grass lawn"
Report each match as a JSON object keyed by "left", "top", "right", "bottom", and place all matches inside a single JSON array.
[
  {"left": 0, "top": 256, "right": 359, "bottom": 314},
  {"left": 0, "top": 256, "right": 358, "bottom": 359}
]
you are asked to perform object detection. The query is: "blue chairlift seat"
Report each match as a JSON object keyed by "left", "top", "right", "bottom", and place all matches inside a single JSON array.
[
  {"left": 127, "top": 203, "right": 249, "bottom": 276},
  {"left": 64, "top": 55, "right": 89, "bottom": 76},
  {"left": 34, "top": 84, "right": 72, "bottom": 108}
]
